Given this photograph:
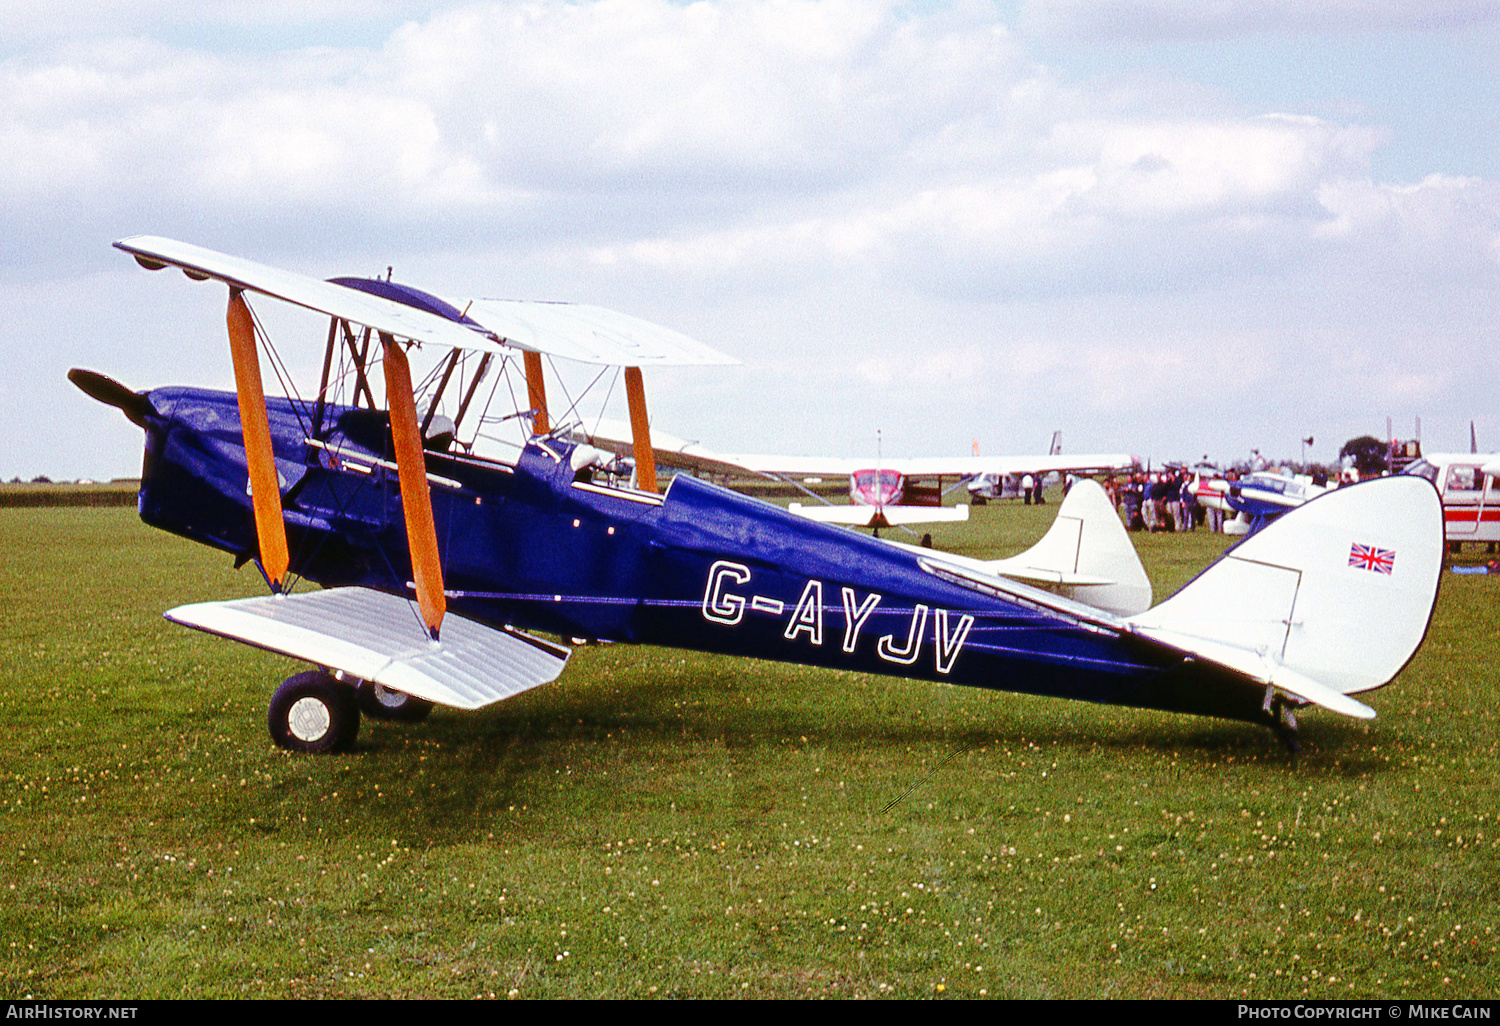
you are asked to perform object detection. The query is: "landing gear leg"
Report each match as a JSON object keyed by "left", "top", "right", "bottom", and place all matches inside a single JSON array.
[
  {"left": 268, "top": 670, "right": 360, "bottom": 754},
  {"left": 1274, "top": 702, "right": 1300, "bottom": 755},
  {"left": 1263, "top": 685, "right": 1300, "bottom": 755}
]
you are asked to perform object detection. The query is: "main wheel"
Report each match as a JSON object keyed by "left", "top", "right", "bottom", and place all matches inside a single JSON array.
[
  {"left": 268, "top": 671, "right": 360, "bottom": 754},
  {"left": 356, "top": 679, "right": 433, "bottom": 723}
]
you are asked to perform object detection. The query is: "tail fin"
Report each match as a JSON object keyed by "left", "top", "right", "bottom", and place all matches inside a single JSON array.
[
  {"left": 1127, "top": 475, "right": 1442, "bottom": 717},
  {"left": 984, "top": 478, "right": 1153, "bottom": 616}
]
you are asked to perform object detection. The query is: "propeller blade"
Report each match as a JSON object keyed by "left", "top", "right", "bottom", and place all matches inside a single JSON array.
[{"left": 68, "top": 368, "right": 155, "bottom": 428}]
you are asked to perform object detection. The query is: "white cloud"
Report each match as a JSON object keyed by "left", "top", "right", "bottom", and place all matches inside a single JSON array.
[
  {"left": 1316, "top": 173, "right": 1500, "bottom": 256},
  {"left": 1018, "top": 0, "right": 1500, "bottom": 42},
  {"left": 4, "top": 0, "right": 1500, "bottom": 478},
  {"left": 373, "top": 0, "right": 1029, "bottom": 192},
  {"left": 0, "top": 1, "right": 426, "bottom": 50},
  {"left": 575, "top": 108, "right": 1406, "bottom": 303}
]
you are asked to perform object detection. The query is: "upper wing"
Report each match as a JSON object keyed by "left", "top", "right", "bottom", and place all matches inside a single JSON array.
[
  {"left": 458, "top": 299, "right": 738, "bottom": 367},
  {"left": 570, "top": 420, "right": 791, "bottom": 477},
  {"left": 729, "top": 452, "right": 1136, "bottom": 479},
  {"left": 876, "top": 453, "right": 1136, "bottom": 477},
  {"left": 116, "top": 236, "right": 504, "bottom": 354},
  {"left": 116, "top": 236, "right": 737, "bottom": 368}
]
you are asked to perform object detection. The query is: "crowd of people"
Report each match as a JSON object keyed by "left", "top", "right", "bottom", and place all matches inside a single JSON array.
[{"left": 1103, "top": 471, "right": 1230, "bottom": 533}]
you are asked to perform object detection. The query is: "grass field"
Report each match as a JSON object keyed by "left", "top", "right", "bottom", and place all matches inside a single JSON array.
[{"left": 1, "top": 502, "right": 1496, "bottom": 999}]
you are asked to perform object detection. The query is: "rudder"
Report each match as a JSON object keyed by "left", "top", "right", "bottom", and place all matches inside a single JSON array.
[{"left": 1127, "top": 475, "right": 1442, "bottom": 715}]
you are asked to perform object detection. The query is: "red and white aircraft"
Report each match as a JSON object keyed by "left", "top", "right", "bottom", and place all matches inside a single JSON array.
[
  {"left": 573, "top": 422, "right": 1135, "bottom": 529},
  {"left": 1403, "top": 453, "right": 1500, "bottom": 549}
]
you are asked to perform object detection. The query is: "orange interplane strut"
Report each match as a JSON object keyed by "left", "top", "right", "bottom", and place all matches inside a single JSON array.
[
  {"left": 523, "top": 350, "right": 549, "bottom": 435},
  {"left": 226, "top": 289, "right": 289, "bottom": 591},
  {"left": 624, "top": 366, "right": 656, "bottom": 493},
  {"left": 382, "top": 334, "right": 447, "bottom": 639}
]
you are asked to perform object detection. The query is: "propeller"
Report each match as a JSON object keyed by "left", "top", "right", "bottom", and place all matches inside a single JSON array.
[{"left": 68, "top": 368, "right": 155, "bottom": 428}]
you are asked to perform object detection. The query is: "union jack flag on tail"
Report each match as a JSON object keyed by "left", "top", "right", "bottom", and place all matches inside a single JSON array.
[{"left": 1349, "top": 542, "right": 1395, "bottom": 575}]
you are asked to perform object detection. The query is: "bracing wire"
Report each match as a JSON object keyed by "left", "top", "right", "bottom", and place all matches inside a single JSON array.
[
  {"left": 247, "top": 299, "right": 311, "bottom": 439},
  {"left": 466, "top": 355, "right": 525, "bottom": 456},
  {"left": 541, "top": 355, "right": 611, "bottom": 436},
  {"left": 592, "top": 366, "right": 623, "bottom": 438}
]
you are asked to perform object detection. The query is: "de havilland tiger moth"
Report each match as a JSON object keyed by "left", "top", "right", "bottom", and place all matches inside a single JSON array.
[{"left": 71, "top": 236, "right": 1444, "bottom": 755}]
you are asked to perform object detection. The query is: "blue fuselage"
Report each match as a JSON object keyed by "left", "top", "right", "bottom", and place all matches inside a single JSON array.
[{"left": 136, "top": 387, "right": 1272, "bottom": 726}]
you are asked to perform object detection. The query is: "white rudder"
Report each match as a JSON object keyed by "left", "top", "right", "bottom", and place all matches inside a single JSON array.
[{"left": 1126, "top": 475, "right": 1443, "bottom": 718}]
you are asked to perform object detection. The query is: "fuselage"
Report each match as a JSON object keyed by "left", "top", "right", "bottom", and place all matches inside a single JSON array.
[
  {"left": 850, "top": 468, "right": 903, "bottom": 507},
  {"left": 1404, "top": 455, "right": 1500, "bottom": 544},
  {"left": 135, "top": 386, "right": 1274, "bottom": 725}
]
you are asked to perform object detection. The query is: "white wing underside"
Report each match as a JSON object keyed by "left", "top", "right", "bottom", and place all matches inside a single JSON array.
[{"left": 165, "top": 587, "right": 570, "bottom": 710}]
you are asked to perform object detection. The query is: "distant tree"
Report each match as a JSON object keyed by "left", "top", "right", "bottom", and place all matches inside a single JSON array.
[
  {"left": 1339, "top": 436, "right": 1388, "bottom": 477},
  {"left": 29, "top": 474, "right": 52, "bottom": 484}
]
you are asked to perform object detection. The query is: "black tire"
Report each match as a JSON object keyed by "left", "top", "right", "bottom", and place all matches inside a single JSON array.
[
  {"left": 356, "top": 679, "right": 433, "bottom": 723},
  {"left": 268, "top": 671, "right": 359, "bottom": 754}
]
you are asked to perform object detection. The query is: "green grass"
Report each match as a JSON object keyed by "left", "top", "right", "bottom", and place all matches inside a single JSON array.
[{"left": 1, "top": 504, "right": 1496, "bottom": 998}]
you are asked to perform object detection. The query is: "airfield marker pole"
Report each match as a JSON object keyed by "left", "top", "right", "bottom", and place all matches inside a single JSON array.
[
  {"left": 624, "top": 366, "right": 657, "bottom": 493},
  {"left": 382, "top": 333, "right": 447, "bottom": 640},
  {"left": 226, "top": 288, "right": 290, "bottom": 592}
]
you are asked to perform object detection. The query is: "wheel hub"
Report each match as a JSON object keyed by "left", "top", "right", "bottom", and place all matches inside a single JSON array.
[{"left": 288, "top": 696, "right": 332, "bottom": 742}]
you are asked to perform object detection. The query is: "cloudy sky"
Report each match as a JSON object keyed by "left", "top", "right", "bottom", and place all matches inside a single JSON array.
[{"left": 4, "top": 0, "right": 1498, "bottom": 480}]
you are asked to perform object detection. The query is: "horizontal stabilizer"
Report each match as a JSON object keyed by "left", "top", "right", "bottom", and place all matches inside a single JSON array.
[
  {"left": 1128, "top": 475, "right": 1443, "bottom": 716},
  {"left": 789, "top": 502, "right": 970, "bottom": 528},
  {"left": 166, "top": 587, "right": 570, "bottom": 710},
  {"left": 982, "top": 479, "right": 1152, "bottom": 616},
  {"left": 1134, "top": 627, "right": 1376, "bottom": 719}
]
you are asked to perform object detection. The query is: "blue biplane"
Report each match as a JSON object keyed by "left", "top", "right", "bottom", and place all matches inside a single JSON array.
[{"left": 73, "top": 237, "right": 1444, "bottom": 754}]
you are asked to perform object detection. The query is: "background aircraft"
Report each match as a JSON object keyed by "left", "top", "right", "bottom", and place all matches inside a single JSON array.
[
  {"left": 572, "top": 420, "right": 1134, "bottom": 530},
  {"left": 1194, "top": 470, "right": 1328, "bottom": 536},
  {"left": 1404, "top": 453, "right": 1500, "bottom": 551},
  {"left": 74, "top": 236, "right": 1444, "bottom": 756}
]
